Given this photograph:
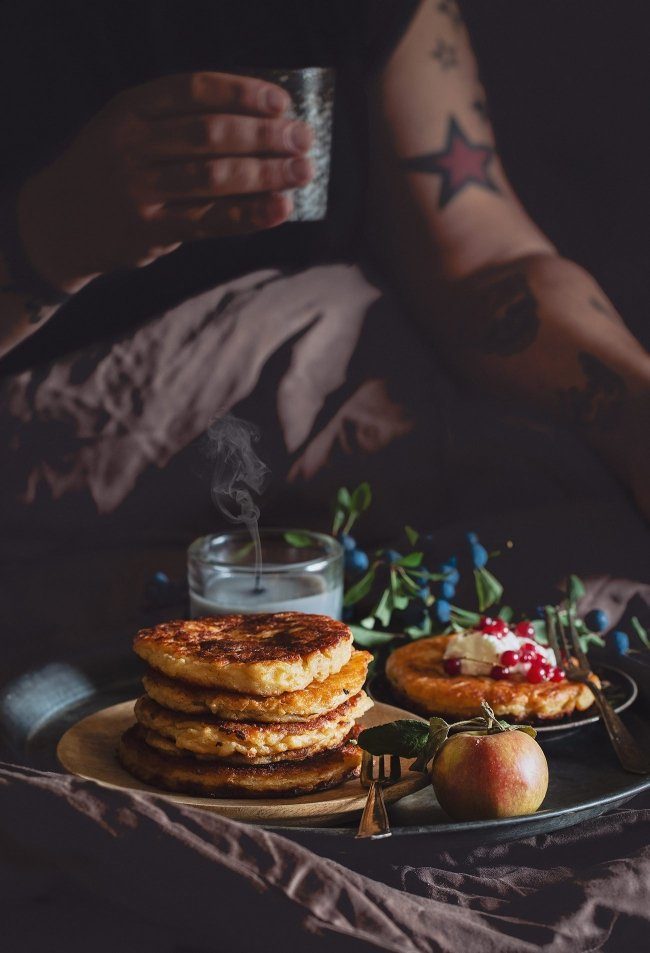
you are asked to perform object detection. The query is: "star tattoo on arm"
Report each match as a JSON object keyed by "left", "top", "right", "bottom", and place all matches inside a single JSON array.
[
  {"left": 400, "top": 117, "right": 500, "bottom": 209},
  {"left": 437, "top": 0, "right": 463, "bottom": 28},
  {"left": 431, "top": 39, "right": 458, "bottom": 70}
]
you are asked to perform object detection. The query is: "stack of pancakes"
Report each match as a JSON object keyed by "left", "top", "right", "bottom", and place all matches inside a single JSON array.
[{"left": 118, "top": 612, "right": 373, "bottom": 798}]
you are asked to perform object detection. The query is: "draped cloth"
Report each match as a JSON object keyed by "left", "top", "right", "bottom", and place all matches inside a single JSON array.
[{"left": 1, "top": 757, "right": 648, "bottom": 953}]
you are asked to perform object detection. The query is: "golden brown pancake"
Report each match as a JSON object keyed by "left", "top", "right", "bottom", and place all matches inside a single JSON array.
[
  {"left": 133, "top": 691, "right": 373, "bottom": 760},
  {"left": 386, "top": 635, "right": 598, "bottom": 721},
  {"left": 133, "top": 613, "right": 353, "bottom": 695},
  {"left": 118, "top": 725, "right": 361, "bottom": 797},
  {"left": 138, "top": 726, "right": 336, "bottom": 765},
  {"left": 142, "top": 649, "right": 372, "bottom": 721}
]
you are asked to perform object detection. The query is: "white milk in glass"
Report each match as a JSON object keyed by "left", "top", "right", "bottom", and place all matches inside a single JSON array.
[
  {"left": 188, "top": 530, "right": 344, "bottom": 621},
  {"left": 189, "top": 572, "right": 342, "bottom": 619}
]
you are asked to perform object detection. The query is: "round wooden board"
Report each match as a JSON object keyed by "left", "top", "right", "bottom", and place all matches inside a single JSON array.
[{"left": 57, "top": 699, "right": 429, "bottom": 825}]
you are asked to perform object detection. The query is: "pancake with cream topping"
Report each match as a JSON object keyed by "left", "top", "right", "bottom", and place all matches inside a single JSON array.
[{"left": 386, "top": 634, "right": 598, "bottom": 721}]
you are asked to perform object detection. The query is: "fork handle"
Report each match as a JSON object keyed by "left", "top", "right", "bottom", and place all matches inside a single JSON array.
[
  {"left": 588, "top": 682, "right": 650, "bottom": 775},
  {"left": 355, "top": 781, "right": 392, "bottom": 839}
]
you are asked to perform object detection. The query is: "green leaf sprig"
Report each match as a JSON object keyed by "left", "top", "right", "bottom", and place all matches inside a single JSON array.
[
  {"left": 473, "top": 566, "right": 503, "bottom": 613},
  {"left": 630, "top": 616, "right": 650, "bottom": 650},
  {"left": 528, "top": 577, "right": 604, "bottom": 652},
  {"left": 283, "top": 531, "right": 313, "bottom": 548},
  {"left": 332, "top": 482, "right": 372, "bottom": 537},
  {"left": 358, "top": 701, "right": 536, "bottom": 773}
]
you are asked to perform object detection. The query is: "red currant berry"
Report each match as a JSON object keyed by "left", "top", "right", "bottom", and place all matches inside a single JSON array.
[
  {"left": 480, "top": 617, "right": 509, "bottom": 637},
  {"left": 490, "top": 664, "right": 510, "bottom": 680},
  {"left": 527, "top": 661, "right": 550, "bottom": 684},
  {"left": 443, "top": 657, "right": 462, "bottom": 676},
  {"left": 500, "top": 650, "right": 520, "bottom": 667},
  {"left": 519, "top": 644, "right": 538, "bottom": 662},
  {"left": 551, "top": 668, "right": 566, "bottom": 682},
  {"left": 515, "top": 620, "right": 536, "bottom": 641}
]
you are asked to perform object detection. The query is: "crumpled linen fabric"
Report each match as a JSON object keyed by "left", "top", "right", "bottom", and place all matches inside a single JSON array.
[
  {"left": 4, "top": 264, "right": 384, "bottom": 514},
  {"left": 1, "top": 759, "right": 648, "bottom": 953}
]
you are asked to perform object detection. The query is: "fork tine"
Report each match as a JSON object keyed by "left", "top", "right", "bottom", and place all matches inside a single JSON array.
[
  {"left": 545, "top": 608, "right": 567, "bottom": 670},
  {"left": 556, "top": 609, "right": 573, "bottom": 664},
  {"left": 566, "top": 606, "right": 590, "bottom": 669},
  {"left": 389, "top": 754, "right": 401, "bottom": 782},
  {"left": 360, "top": 749, "right": 373, "bottom": 787},
  {"left": 377, "top": 756, "right": 386, "bottom": 782}
]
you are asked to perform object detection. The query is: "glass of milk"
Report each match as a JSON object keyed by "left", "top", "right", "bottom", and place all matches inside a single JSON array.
[{"left": 187, "top": 529, "right": 343, "bottom": 620}]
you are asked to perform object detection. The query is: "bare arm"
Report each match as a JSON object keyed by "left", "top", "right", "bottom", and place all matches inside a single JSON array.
[{"left": 368, "top": 0, "right": 650, "bottom": 514}]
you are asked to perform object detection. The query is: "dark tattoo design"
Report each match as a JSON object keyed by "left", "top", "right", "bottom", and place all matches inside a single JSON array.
[
  {"left": 431, "top": 39, "right": 458, "bottom": 70},
  {"left": 561, "top": 352, "right": 626, "bottom": 431},
  {"left": 401, "top": 117, "right": 500, "bottom": 209},
  {"left": 472, "top": 98, "right": 490, "bottom": 123},
  {"left": 473, "top": 271, "right": 540, "bottom": 356},
  {"left": 437, "top": 0, "right": 463, "bottom": 28},
  {"left": 588, "top": 296, "right": 618, "bottom": 322}
]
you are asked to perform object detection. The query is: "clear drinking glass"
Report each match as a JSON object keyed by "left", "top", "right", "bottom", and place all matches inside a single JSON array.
[
  {"left": 237, "top": 66, "right": 335, "bottom": 221},
  {"left": 187, "top": 529, "right": 344, "bottom": 619}
]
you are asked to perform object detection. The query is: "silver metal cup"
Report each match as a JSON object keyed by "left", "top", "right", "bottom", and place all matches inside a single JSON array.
[{"left": 247, "top": 67, "right": 335, "bottom": 222}]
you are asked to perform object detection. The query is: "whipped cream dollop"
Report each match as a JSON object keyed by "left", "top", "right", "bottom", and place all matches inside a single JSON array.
[{"left": 444, "top": 628, "right": 556, "bottom": 678}]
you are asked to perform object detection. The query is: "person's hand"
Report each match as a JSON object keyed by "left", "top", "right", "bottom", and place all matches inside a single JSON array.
[{"left": 16, "top": 72, "right": 314, "bottom": 293}]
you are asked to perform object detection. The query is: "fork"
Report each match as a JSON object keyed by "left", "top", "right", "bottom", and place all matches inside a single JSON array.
[
  {"left": 355, "top": 750, "right": 401, "bottom": 838},
  {"left": 546, "top": 607, "right": 650, "bottom": 775}
]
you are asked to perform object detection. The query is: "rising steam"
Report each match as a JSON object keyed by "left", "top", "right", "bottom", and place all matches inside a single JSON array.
[{"left": 205, "top": 414, "right": 270, "bottom": 591}]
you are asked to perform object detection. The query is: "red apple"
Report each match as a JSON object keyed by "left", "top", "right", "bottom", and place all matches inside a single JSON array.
[{"left": 431, "top": 729, "right": 548, "bottom": 820}]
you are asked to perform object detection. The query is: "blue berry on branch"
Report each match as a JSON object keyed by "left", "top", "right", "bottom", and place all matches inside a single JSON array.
[
  {"left": 345, "top": 549, "right": 369, "bottom": 573},
  {"left": 585, "top": 608, "right": 609, "bottom": 633}
]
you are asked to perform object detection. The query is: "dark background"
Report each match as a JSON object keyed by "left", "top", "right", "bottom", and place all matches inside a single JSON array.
[{"left": 464, "top": 0, "right": 649, "bottom": 347}]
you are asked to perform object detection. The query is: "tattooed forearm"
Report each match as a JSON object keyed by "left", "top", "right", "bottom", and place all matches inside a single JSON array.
[
  {"left": 401, "top": 117, "right": 500, "bottom": 209},
  {"left": 431, "top": 39, "right": 458, "bottom": 70},
  {"left": 436, "top": 0, "right": 463, "bottom": 28},
  {"left": 560, "top": 353, "right": 626, "bottom": 431}
]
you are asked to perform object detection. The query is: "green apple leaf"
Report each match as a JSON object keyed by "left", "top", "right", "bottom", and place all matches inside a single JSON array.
[{"left": 358, "top": 719, "right": 429, "bottom": 758}]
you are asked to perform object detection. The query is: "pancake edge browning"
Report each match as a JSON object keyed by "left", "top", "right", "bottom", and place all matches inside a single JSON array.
[
  {"left": 134, "top": 613, "right": 353, "bottom": 695},
  {"left": 134, "top": 691, "right": 373, "bottom": 759},
  {"left": 117, "top": 725, "right": 361, "bottom": 798},
  {"left": 142, "top": 649, "right": 372, "bottom": 721},
  {"left": 386, "top": 634, "right": 598, "bottom": 721},
  {"left": 139, "top": 726, "right": 342, "bottom": 764}
]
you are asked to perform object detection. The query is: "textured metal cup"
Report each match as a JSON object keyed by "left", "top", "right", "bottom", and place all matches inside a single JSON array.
[{"left": 247, "top": 67, "right": 335, "bottom": 221}]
